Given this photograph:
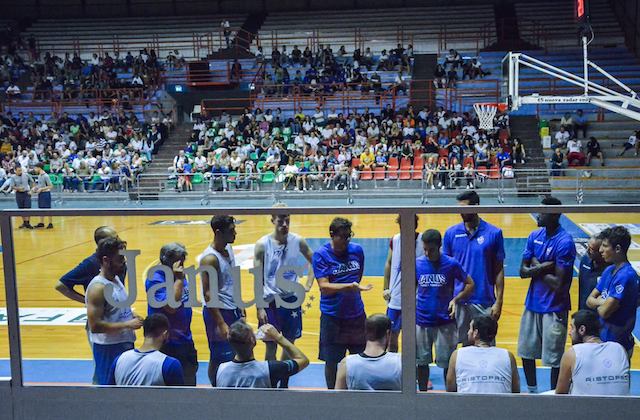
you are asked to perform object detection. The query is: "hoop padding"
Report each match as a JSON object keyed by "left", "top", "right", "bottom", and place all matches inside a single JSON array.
[{"left": 474, "top": 103, "right": 501, "bottom": 130}]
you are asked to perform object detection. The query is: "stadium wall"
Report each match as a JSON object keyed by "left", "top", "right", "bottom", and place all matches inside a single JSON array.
[{"left": 2, "top": 0, "right": 535, "bottom": 19}]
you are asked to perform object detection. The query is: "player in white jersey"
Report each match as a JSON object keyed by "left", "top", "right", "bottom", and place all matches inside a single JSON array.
[
  {"left": 446, "top": 315, "right": 519, "bottom": 394},
  {"left": 86, "top": 237, "right": 142, "bottom": 385},
  {"left": 335, "top": 314, "right": 401, "bottom": 391},
  {"left": 197, "top": 215, "right": 245, "bottom": 386},
  {"left": 383, "top": 215, "right": 422, "bottom": 352},
  {"left": 254, "top": 206, "right": 314, "bottom": 387},
  {"left": 216, "top": 320, "right": 309, "bottom": 388},
  {"left": 108, "top": 313, "right": 184, "bottom": 386},
  {"left": 556, "top": 310, "right": 630, "bottom": 396}
]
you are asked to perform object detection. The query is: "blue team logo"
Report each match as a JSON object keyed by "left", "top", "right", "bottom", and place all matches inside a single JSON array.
[
  {"left": 418, "top": 274, "right": 447, "bottom": 287},
  {"left": 332, "top": 260, "right": 361, "bottom": 276},
  {"left": 615, "top": 284, "right": 624, "bottom": 294},
  {"left": 477, "top": 236, "right": 485, "bottom": 245},
  {"left": 545, "top": 247, "right": 553, "bottom": 256}
]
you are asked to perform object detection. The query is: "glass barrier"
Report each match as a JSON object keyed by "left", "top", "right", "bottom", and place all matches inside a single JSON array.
[
  {"left": 2, "top": 205, "right": 639, "bottom": 399},
  {"left": 6, "top": 211, "right": 401, "bottom": 391}
]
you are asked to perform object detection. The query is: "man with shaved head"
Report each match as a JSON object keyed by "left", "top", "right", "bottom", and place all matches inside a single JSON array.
[{"left": 55, "top": 226, "right": 125, "bottom": 303}]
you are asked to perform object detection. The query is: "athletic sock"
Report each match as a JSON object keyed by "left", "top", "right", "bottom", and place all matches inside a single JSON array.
[{"left": 527, "top": 386, "right": 538, "bottom": 394}]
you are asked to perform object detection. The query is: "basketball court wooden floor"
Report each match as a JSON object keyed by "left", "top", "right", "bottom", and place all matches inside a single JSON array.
[{"left": 0, "top": 212, "right": 638, "bottom": 390}]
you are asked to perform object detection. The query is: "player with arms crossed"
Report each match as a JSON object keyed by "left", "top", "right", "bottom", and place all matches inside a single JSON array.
[
  {"left": 254, "top": 204, "right": 315, "bottom": 387},
  {"left": 198, "top": 215, "right": 245, "bottom": 386},
  {"left": 518, "top": 197, "right": 576, "bottom": 392},
  {"left": 313, "top": 217, "right": 373, "bottom": 389}
]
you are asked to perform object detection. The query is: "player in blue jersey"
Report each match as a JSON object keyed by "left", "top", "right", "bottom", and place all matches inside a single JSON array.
[
  {"left": 442, "top": 191, "right": 505, "bottom": 345},
  {"left": 416, "top": 229, "right": 474, "bottom": 391},
  {"left": 198, "top": 215, "right": 246, "bottom": 386},
  {"left": 312, "top": 217, "right": 373, "bottom": 389},
  {"left": 108, "top": 313, "right": 184, "bottom": 386},
  {"left": 518, "top": 196, "right": 576, "bottom": 393},
  {"left": 587, "top": 226, "right": 640, "bottom": 359},
  {"left": 146, "top": 243, "right": 198, "bottom": 385}
]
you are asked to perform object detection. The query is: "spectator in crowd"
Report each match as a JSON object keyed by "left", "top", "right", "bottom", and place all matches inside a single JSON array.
[
  {"left": 566, "top": 138, "right": 586, "bottom": 166},
  {"left": 573, "top": 109, "right": 587, "bottom": 138},
  {"left": 560, "top": 113, "right": 574, "bottom": 137},
  {"left": 619, "top": 130, "right": 639, "bottom": 156},
  {"left": 512, "top": 138, "right": 526, "bottom": 164},
  {"left": 554, "top": 126, "right": 570, "bottom": 149},
  {"left": 550, "top": 147, "right": 565, "bottom": 176},
  {"left": 585, "top": 136, "right": 604, "bottom": 166}
]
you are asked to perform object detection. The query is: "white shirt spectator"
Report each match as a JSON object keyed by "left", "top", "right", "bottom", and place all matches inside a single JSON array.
[
  {"left": 555, "top": 130, "right": 570, "bottom": 145},
  {"left": 194, "top": 155, "right": 207, "bottom": 171},
  {"left": 302, "top": 121, "right": 314, "bottom": 133},
  {"left": 402, "top": 126, "right": 414, "bottom": 137},
  {"left": 321, "top": 127, "right": 334, "bottom": 140},
  {"left": 283, "top": 163, "right": 298, "bottom": 175},
  {"left": 306, "top": 135, "right": 320, "bottom": 150},
  {"left": 6, "top": 84, "right": 20, "bottom": 96},
  {"left": 567, "top": 139, "right": 582, "bottom": 153},
  {"left": 462, "top": 124, "right": 477, "bottom": 136},
  {"left": 367, "top": 125, "right": 380, "bottom": 138}
]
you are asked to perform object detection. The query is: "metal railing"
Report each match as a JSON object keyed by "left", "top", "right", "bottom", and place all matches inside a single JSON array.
[{"left": 125, "top": 166, "right": 640, "bottom": 206}]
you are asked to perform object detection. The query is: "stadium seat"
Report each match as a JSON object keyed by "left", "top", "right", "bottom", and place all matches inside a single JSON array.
[
  {"left": 360, "top": 168, "right": 373, "bottom": 180},
  {"left": 399, "top": 158, "right": 412, "bottom": 180},
  {"left": 351, "top": 158, "right": 361, "bottom": 168},
  {"left": 388, "top": 157, "right": 399, "bottom": 180},
  {"left": 374, "top": 166, "right": 386, "bottom": 180},
  {"left": 261, "top": 171, "right": 275, "bottom": 183},
  {"left": 192, "top": 173, "right": 203, "bottom": 184}
]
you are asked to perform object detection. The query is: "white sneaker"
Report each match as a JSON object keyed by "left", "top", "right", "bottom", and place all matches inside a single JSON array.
[
  {"left": 466, "top": 184, "right": 470, "bottom": 189},
  {"left": 437, "top": 182, "right": 442, "bottom": 188},
  {"left": 441, "top": 185, "right": 445, "bottom": 190},
  {"left": 431, "top": 185, "right": 435, "bottom": 190}
]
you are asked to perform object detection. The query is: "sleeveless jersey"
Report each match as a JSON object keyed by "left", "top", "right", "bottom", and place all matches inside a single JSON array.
[
  {"left": 345, "top": 352, "right": 402, "bottom": 390},
  {"left": 388, "top": 233, "right": 423, "bottom": 310},
  {"left": 197, "top": 244, "right": 237, "bottom": 309},
  {"left": 114, "top": 349, "right": 169, "bottom": 386},
  {"left": 455, "top": 346, "right": 512, "bottom": 394},
  {"left": 86, "top": 275, "right": 136, "bottom": 345},
  {"left": 259, "top": 233, "right": 302, "bottom": 300},
  {"left": 571, "top": 342, "right": 630, "bottom": 396},
  {"left": 217, "top": 360, "right": 271, "bottom": 388}
]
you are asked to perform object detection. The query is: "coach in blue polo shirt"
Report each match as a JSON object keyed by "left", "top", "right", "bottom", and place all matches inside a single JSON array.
[
  {"left": 146, "top": 243, "right": 198, "bottom": 385},
  {"left": 312, "top": 217, "right": 373, "bottom": 389},
  {"left": 518, "top": 196, "right": 576, "bottom": 393},
  {"left": 587, "top": 226, "right": 640, "bottom": 358},
  {"left": 55, "top": 226, "right": 125, "bottom": 303},
  {"left": 443, "top": 191, "right": 505, "bottom": 345},
  {"left": 416, "top": 229, "right": 474, "bottom": 392}
]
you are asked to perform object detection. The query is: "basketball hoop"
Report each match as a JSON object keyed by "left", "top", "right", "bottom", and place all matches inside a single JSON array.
[{"left": 473, "top": 102, "right": 507, "bottom": 130}]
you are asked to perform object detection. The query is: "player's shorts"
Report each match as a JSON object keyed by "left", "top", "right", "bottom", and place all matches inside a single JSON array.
[
  {"left": 15, "top": 191, "right": 31, "bottom": 209},
  {"left": 203, "top": 307, "right": 243, "bottom": 363},
  {"left": 517, "top": 309, "right": 568, "bottom": 368},
  {"left": 319, "top": 313, "right": 366, "bottom": 363},
  {"left": 263, "top": 295, "right": 302, "bottom": 341},
  {"left": 456, "top": 303, "right": 492, "bottom": 346},
  {"left": 386, "top": 308, "right": 402, "bottom": 333},
  {"left": 37, "top": 191, "right": 51, "bottom": 209},
  {"left": 416, "top": 322, "right": 457, "bottom": 368},
  {"left": 92, "top": 341, "right": 134, "bottom": 385},
  {"left": 160, "top": 340, "right": 198, "bottom": 386}
]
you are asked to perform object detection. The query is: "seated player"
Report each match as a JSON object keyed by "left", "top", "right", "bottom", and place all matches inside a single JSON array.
[
  {"left": 335, "top": 314, "right": 401, "bottom": 391},
  {"left": 216, "top": 321, "right": 309, "bottom": 388}
]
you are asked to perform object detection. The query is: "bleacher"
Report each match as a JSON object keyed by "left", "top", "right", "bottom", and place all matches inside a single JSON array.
[
  {"left": 254, "top": 5, "right": 496, "bottom": 55},
  {"left": 515, "top": 0, "right": 625, "bottom": 50},
  {"left": 545, "top": 116, "right": 640, "bottom": 196},
  {"left": 23, "top": 14, "right": 246, "bottom": 61}
]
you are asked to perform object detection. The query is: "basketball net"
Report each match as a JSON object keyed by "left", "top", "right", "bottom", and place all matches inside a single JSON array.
[{"left": 473, "top": 103, "right": 505, "bottom": 130}]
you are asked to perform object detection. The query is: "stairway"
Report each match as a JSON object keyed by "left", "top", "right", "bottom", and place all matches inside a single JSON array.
[
  {"left": 410, "top": 54, "right": 437, "bottom": 109},
  {"left": 135, "top": 122, "right": 192, "bottom": 200},
  {"left": 510, "top": 115, "right": 551, "bottom": 196},
  {"left": 209, "top": 12, "right": 267, "bottom": 59}
]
